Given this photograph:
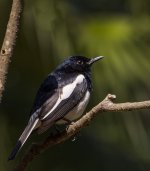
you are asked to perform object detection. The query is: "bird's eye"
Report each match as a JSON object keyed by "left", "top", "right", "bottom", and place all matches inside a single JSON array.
[{"left": 77, "top": 60, "right": 83, "bottom": 65}]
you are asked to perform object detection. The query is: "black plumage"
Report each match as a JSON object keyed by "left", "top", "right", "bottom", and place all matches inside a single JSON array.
[{"left": 8, "top": 55, "right": 103, "bottom": 160}]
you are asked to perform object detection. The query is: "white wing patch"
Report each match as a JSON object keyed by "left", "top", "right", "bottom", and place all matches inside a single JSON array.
[{"left": 42, "top": 74, "right": 85, "bottom": 120}]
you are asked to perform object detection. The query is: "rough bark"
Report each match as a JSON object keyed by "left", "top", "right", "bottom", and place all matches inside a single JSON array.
[
  {"left": 0, "top": 0, "right": 22, "bottom": 101},
  {"left": 14, "top": 94, "right": 150, "bottom": 171}
]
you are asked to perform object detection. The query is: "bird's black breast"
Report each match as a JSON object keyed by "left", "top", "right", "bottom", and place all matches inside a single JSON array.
[{"left": 56, "top": 71, "right": 92, "bottom": 91}]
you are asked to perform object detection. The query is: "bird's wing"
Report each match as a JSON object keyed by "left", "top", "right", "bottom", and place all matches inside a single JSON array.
[
  {"left": 38, "top": 75, "right": 88, "bottom": 133},
  {"left": 30, "top": 74, "right": 59, "bottom": 115}
]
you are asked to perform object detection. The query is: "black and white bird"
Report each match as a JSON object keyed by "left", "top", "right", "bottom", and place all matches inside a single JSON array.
[{"left": 8, "top": 55, "right": 104, "bottom": 160}]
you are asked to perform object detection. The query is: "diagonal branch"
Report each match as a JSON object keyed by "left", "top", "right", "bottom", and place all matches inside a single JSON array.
[
  {"left": 0, "top": 0, "right": 22, "bottom": 101},
  {"left": 14, "top": 94, "right": 150, "bottom": 171}
]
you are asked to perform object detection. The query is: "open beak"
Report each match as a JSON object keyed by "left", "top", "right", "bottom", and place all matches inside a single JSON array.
[{"left": 88, "top": 56, "right": 104, "bottom": 65}]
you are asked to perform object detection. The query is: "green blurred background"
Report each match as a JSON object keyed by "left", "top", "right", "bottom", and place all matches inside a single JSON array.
[{"left": 1, "top": 0, "right": 150, "bottom": 170}]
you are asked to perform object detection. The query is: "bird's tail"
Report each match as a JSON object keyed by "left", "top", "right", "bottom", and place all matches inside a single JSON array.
[{"left": 8, "top": 118, "right": 39, "bottom": 160}]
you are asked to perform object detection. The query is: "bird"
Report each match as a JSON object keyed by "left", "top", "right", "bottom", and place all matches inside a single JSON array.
[{"left": 8, "top": 55, "right": 104, "bottom": 160}]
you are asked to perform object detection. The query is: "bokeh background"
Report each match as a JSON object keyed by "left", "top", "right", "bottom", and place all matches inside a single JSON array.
[{"left": 1, "top": 0, "right": 150, "bottom": 170}]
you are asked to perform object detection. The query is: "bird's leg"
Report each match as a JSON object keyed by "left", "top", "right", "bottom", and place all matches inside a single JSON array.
[
  {"left": 62, "top": 117, "right": 74, "bottom": 125},
  {"left": 62, "top": 118, "right": 80, "bottom": 141},
  {"left": 53, "top": 118, "right": 74, "bottom": 135}
]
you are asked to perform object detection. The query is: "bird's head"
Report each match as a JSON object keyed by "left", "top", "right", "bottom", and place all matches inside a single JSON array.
[{"left": 57, "top": 56, "right": 104, "bottom": 73}]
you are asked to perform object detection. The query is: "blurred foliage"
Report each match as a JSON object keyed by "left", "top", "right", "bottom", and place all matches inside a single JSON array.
[{"left": 1, "top": 0, "right": 150, "bottom": 170}]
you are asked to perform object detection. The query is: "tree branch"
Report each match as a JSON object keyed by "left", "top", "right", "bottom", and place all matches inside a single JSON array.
[
  {"left": 14, "top": 94, "right": 150, "bottom": 171},
  {"left": 0, "top": 0, "right": 22, "bottom": 101}
]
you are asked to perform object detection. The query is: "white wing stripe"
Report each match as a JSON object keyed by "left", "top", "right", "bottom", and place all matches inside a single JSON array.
[{"left": 42, "top": 74, "right": 85, "bottom": 120}]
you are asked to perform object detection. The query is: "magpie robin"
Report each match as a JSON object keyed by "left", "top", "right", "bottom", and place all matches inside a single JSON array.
[{"left": 8, "top": 55, "right": 104, "bottom": 160}]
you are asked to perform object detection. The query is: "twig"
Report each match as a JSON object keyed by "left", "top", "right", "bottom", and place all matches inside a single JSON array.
[
  {"left": 0, "top": 0, "right": 22, "bottom": 101},
  {"left": 14, "top": 94, "right": 150, "bottom": 171}
]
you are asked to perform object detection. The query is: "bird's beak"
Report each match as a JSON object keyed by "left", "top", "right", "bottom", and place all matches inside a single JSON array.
[{"left": 88, "top": 56, "right": 104, "bottom": 65}]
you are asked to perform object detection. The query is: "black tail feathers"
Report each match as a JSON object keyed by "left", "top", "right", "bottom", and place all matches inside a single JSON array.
[{"left": 8, "top": 141, "right": 22, "bottom": 161}]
